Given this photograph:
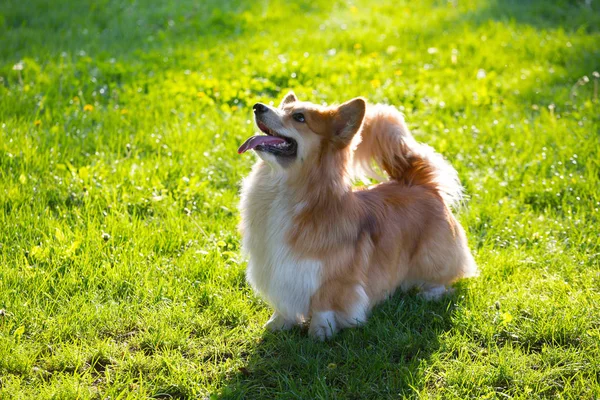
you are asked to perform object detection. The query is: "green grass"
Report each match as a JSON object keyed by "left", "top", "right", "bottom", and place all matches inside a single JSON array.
[{"left": 0, "top": 0, "right": 599, "bottom": 398}]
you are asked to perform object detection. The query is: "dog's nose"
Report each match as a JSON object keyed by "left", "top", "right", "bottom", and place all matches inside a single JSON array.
[{"left": 253, "top": 103, "right": 268, "bottom": 114}]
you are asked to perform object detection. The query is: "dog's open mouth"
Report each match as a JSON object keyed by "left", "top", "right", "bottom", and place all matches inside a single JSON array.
[{"left": 238, "top": 120, "right": 297, "bottom": 157}]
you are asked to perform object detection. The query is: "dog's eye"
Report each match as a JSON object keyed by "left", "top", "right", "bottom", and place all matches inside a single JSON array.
[{"left": 292, "top": 113, "right": 305, "bottom": 123}]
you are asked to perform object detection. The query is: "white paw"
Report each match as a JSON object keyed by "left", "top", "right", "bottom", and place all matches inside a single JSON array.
[
  {"left": 420, "top": 284, "right": 454, "bottom": 301},
  {"left": 309, "top": 311, "right": 337, "bottom": 341},
  {"left": 264, "top": 311, "right": 295, "bottom": 332}
]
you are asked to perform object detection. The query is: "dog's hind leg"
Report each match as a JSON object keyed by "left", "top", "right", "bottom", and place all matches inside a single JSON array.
[{"left": 419, "top": 283, "right": 455, "bottom": 301}]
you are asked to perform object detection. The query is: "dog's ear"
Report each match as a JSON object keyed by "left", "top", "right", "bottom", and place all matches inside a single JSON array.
[
  {"left": 333, "top": 97, "right": 366, "bottom": 144},
  {"left": 279, "top": 91, "right": 298, "bottom": 108}
]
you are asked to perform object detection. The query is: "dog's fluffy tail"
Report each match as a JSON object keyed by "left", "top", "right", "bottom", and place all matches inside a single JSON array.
[{"left": 352, "top": 104, "right": 463, "bottom": 208}]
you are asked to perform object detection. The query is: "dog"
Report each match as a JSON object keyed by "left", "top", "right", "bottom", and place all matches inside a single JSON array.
[{"left": 238, "top": 92, "right": 477, "bottom": 340}]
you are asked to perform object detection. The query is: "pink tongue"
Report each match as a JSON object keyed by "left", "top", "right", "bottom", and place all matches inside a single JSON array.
[{"left": 238, "top": 135, "right": 287, "bottom": 154}]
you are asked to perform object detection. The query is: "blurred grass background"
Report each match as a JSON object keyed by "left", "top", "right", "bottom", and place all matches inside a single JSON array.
[{"left": 0, "top": 0, "right": 599, "bottom": 398}]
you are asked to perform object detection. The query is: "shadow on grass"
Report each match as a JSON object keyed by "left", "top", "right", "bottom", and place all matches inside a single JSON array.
[
  {"left": 216, "top": 285, "right": 470, "bottom": 399},
  {"left": 0, "top": 0, "right": 331, "bottom": 62},
  {"left": 461, "top": 0, "right": 599, "bottom": 32},
  {"left": 0, "top": 0, "right": 252, "bottom": 60}
]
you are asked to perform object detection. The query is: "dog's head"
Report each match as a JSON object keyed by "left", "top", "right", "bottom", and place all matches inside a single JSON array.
[{"left": 239, "top": 92, "right": 366, "bottom": 170}]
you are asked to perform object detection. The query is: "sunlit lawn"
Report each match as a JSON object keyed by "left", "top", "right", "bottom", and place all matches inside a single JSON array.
[{"left": 0, "top": 0, "right": 599, "bottom": 398}]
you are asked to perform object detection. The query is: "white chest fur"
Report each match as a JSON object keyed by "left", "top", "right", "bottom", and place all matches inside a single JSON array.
[{"left": 240, "top": 163, "right": 322, "bottom": 322}]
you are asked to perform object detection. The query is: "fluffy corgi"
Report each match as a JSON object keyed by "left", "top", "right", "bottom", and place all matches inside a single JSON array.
[{"left": 238, "top": 92, "right": 477, "bottom": 340}]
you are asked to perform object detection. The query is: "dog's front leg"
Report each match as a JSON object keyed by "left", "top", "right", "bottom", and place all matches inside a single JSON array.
[
  {"left": 309, "top": 281, "right": 370, "bottom": 340},
  {"left": 264, "top": 310, "right": 296, "bottom": 331}
]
